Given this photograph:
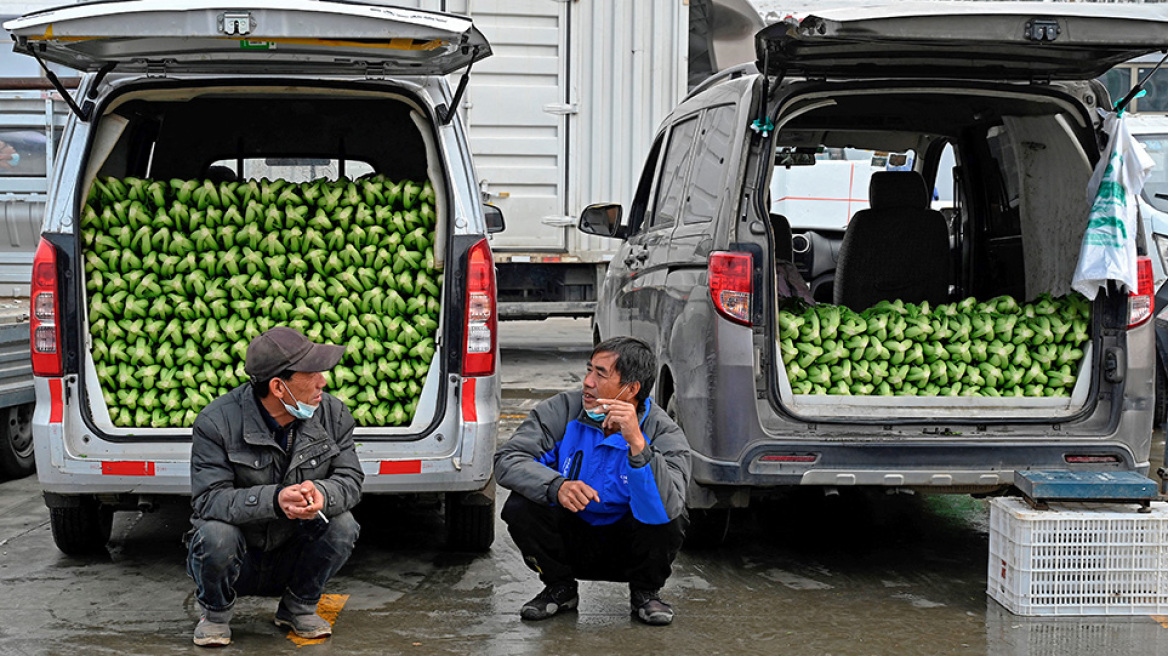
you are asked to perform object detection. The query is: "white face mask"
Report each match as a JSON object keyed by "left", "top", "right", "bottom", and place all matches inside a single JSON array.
[{"left": 279, "top": 380, "right": 318, "bottom": 420}]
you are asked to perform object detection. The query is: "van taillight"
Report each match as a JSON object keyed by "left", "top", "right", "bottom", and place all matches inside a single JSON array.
[
  {"left": 1128, "top": 256, "right": 1154, "bottom": 329},
  {"left": 709, "top": 251, "right": 752, "bottom": 326},
  {"left": 31, "top": 238, "right": 62, "bottom": 377},
  {"left": 462, "top": 238, "right": 496, "bottom": 377}
]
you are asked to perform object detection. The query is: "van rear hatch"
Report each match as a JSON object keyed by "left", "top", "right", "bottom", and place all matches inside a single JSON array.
[
  {"left": 5, "top": 0, "right": 490, "bottom": 75},
  {"left": 756, "top": 4, "right": 1168, "bottom": 81},
  {"left": 8, "top": 0, "right": 495, "bottom": 439},
  {"left": 760, "top": 5, "right": 1161, "bottom": 424}
]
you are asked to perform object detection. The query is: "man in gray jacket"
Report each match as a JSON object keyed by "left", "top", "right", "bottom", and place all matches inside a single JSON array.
[
  {"left": 495, "top": 336, "right": 691, "bottom": 626},
  {"left": 186, "top": 327, "right": 363, "bottom": 647}
]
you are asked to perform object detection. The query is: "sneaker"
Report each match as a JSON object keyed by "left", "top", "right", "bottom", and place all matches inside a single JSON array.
[
  {"left": 273, "top": 609, "right": 333, "bottom": 639},
  {"left": 193, "top": 616, "right": 231, "bottom": 647},
  {"left": 519, "top": 582, "right": 579, "bottom": 621},
  {"left": 630, "top": 589, "right": 674, "bottom": 626}
]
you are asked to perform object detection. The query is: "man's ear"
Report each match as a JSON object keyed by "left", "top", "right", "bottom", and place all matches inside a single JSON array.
[
  {"left": 269, "top": 377, "right": 286, "bottom": 400},
  {"left": 626, "top": 381, "right": 641, "bottom": 402}
]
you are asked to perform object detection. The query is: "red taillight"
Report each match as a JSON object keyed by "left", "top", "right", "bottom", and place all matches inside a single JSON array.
[
  {"left": 31, "top": 238, "right": 63, "bottom": 377},
  {"left": 462, "top": 238, "right": 496, "bottom": 376},
  {"left": 1128, "top": 256, "right": 1154, "bottom": 328},
  {"left": 709, "top": 251, "right": 752, "bottom": 326}
]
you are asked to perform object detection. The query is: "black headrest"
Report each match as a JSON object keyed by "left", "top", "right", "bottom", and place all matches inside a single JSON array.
[{"left": 869, "top": 171, "right": 929, "bottom": 210}]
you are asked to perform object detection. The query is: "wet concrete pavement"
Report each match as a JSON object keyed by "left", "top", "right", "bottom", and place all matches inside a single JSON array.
[{"left": 2, "top": 318, "right": 1168, "bottom": 655}]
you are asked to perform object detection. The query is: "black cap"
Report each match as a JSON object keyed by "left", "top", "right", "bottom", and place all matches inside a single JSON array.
[{"left": 245, "top": 326, "right": 346, "bottom": 382}]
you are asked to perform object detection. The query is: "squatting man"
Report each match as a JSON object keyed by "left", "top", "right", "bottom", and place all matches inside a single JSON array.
[
  {"left": 185, "top": 326, "right": 363, "bottom": 647},
  {"left": 495, "top": 336, "right": 692, "bottom": 625}
]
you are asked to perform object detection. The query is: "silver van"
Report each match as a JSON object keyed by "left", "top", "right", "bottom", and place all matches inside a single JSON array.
[
  {"left": 581, "top": 5, "right": 1164, "bottom": 544},
  {"left": 8, "top": 0, "right": 502, "bottom": 554}
]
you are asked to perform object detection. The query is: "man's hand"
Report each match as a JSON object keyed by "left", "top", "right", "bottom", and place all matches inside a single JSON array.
[
  {"left": 596, "top": 397, "right": 646, "bottom": 455},
  {"left": 557, "top": 479, "right": 600, "bottom": 513},
  {"left": 278, "top": 480, "right": 324, "bottom": 520}
]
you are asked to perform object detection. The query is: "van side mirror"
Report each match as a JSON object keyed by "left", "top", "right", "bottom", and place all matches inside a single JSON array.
[
  {"left": 578, "top": 203, "right": 624, "bottom": 239},
  {"left": 483, "top": 203, "right": 505, "bottom": 234}
]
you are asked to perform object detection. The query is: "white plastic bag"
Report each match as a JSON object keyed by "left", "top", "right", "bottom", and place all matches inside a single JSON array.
[{"left": 1071, "top": 112, "right": 1154, "bottom": 299}]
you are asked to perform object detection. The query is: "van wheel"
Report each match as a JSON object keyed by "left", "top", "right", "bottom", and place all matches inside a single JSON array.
[
  {"left": 0, "top": 403, "right": 34, "bottom": 478},
  {"left": 1155, "top": 359, "right": 1167, "bottom": 429},
  {"left": 49, "top": 497, "right": 113, "bottom": 555},
  {"left": 684, "top": 508, "right": 730, "bottom": 549},
  {"left": 445, "top": 493, "right": 495, "bottom": 552}
]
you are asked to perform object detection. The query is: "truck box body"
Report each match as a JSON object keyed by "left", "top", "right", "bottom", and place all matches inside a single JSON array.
[{"left": 402, "top": 0, "right": 758, "bottom": 320}]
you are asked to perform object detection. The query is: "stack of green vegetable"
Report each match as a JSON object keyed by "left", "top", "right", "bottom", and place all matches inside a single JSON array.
[
  {"left": 82, "top": 175, "right": 442, "bottom": 428},
  {"left": 778, "top": 294, "right": 1091, "bottom": 397}
]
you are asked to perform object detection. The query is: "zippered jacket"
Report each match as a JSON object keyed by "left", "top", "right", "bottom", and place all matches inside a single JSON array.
[
  {"left": 189, "top": 383, "right": 364, "bottom": 551},
  {"left": 495, "top": 389, "right": 690, "bottom": 526}
]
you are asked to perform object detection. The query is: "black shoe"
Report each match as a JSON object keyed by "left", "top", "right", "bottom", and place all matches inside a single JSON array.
[
  {"left": 520, "top": 583, "right": 579, "bottom": 621},
  {"left": 630, "top": 589, "right": 674, "bottom": 626}
]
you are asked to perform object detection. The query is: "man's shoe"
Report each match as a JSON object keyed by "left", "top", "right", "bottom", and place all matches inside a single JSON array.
[
  {"left": 193, "top": 616, "right": 231, "bottom": 647},
  {"left": 519, "top": 583, "right": 579, "bottom": 620},
  {"left": 274, "top": 608, "right": 333, "bottom": 639},
  {"left": 630, "top": 589, "right": 674, "bottom": 626}
]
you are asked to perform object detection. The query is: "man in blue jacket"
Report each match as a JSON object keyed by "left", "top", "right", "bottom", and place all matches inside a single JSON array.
[{"left": 495, "top": 336, "right": 691, "bottom": 626}]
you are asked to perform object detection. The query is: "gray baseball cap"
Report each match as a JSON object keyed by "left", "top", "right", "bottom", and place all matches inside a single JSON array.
[{"left": 245, "top": 326, "right": 346, "bottom": 382}]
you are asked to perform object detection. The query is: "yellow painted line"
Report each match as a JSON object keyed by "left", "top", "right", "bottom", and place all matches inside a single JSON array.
[
  {"left": 287, "top": 594, "right": 349, "bottom": 647},
  {"left": 1152, "top": 615, "right": 1168, "bottom": 628},
  {"left": 500, "top": 414, "right": 526, "bottom": 419}
]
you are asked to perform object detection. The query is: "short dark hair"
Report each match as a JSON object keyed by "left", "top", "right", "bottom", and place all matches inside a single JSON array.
[
  {"left": 253, "top": 368, "right": 297, "bottom": 399},
  {"left": 592, "top": 336, "right": 655, "bottom": 406}
]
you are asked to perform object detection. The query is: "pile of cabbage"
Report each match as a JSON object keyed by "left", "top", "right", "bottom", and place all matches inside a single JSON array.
[
  {"left": 778, "top": 294, "right": 1090, "bottom": 397},
  {"left": 82, "top": 175, "right": 441, "bottom": 427}
]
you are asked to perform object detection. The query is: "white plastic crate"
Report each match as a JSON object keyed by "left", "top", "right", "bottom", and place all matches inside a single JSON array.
[{"left": 988, "top": 497, "right": 1168, "bottom": 616}]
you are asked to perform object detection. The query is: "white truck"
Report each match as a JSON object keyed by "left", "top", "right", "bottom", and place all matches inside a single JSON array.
[
  {"left": 0, "top": 25, "right": 73, "bottom": 477},
  {"left": 403, "top": 0, "right": 762, "bottom": 320}
]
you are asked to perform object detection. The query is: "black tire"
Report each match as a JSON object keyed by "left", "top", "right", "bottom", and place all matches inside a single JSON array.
[
  {"left": 1156, "top": 359, "right": 1167, "bottom": 429},
  {"left": 49, "top": 497, "right": 114, "bottom": 555},
  {"left": 684, "top": 508, "right": 730, "bottom": 549},
  {"left": 445, "top": 493, "right": 495, "bottom": 552},
  {"left": 0, "top": 403, "right": 35, "bottom": 479}
]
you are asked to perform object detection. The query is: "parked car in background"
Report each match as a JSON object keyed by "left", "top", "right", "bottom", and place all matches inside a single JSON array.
[
  {"left": 0, "top": 86, "right": 70, "bottom": 479},
  {"left": 1128, "top": 114, "right": 1168, "bottom": 427},
  {"left": 581, "top": 4, "right": 1163, "bottom": 544}
]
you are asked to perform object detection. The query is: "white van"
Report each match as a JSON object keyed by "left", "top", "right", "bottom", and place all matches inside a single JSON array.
[{"left": 8, "top": 0, "right": 503, "bottom": 554}]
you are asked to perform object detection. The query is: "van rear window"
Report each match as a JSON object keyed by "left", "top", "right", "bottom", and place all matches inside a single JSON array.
[{"left": 208, "top": 158, "right": 375, "bottom": 183}]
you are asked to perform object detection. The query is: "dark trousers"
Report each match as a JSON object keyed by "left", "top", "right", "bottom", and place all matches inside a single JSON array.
[
  {"left": 186, "top": 512, "right": 360, "bottom": 616},
  {"left": 501, "top": 492, "right": 687, "bottom": 591}
]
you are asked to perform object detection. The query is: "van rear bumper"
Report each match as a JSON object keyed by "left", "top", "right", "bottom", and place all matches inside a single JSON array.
[{"left": 691, "top": 440, "right": 1147, "bottom": 490}]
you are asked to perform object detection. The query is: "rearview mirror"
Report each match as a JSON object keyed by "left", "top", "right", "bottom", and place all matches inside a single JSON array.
[
  {"left": 578, "top": 203, "right": 624, "bottom": 239},
  {"left": 483, "top": 203, "right": 505, "bottom": 234},
  {"left": 775, "top": 147, "right": 818, "bottom": 168}
]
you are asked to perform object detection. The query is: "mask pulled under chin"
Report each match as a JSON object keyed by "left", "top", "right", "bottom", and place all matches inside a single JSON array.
[{"left": 280, "top": 382, "right": 319, "bottom": 420}]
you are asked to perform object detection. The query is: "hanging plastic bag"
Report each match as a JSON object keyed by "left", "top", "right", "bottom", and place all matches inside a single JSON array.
[{"left": 1072, "top": 111, "right": 1154, "bottom": 299}]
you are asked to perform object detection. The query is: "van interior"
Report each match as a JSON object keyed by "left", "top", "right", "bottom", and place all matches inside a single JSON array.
[{"left": 772, "top": 83, "right": 1103, "bottom": 310}]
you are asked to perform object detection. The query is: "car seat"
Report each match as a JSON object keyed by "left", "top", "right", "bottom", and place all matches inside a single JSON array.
[{"left": 833, "top": 171, "right": 950, "bottom": 311}]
